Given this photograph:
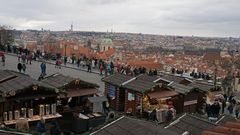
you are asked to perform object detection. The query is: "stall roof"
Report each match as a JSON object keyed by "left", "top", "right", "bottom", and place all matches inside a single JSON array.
[
  {"left": 123, "top": 74, "right": 159, "bottom": 93},
  {"left": 202, "top": 119, "right": 240, "bottom": 135},
  {"left": 148, "top": 90, "right": 179, "bottom": 99},
  {"left": 160, "top": 74, "right": 188, "bottom": 83},
  {"left": 92, "top": 116, "right": 178, "bottom": 135},
  {"left": 102, "top": 73, "right": 134, "bottom": 87},
  {"left": 67, "top": 88, "right": 98, "bottom": 97},
  {"left": 41, "top": 73, "right": 76, "bottom": 88},
  {"left": 0, "top": 69, "right": 15, "bottom": 81},
  {"left": 168, "top": 82, "right": 194, "bottom": 94},
  {"left": 165, "top": 114, "right": 217, "bottom": 135},
  {"left": 8, "top": 93, "right": 57, "bottom": 101},
  {"left": 0, "top": 70, "right": 55, "bottom": 94},
  {"left": 88, "top": 96, "right": 107, "bottom": 103},
  {"left": 188, "top": 81, "right": 215, "bottom": 92},
  {"left": 215, "top": 115, "right": 236, "bottom": 125}
]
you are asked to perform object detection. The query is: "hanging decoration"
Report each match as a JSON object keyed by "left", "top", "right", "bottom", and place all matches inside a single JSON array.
[
  {"left": 75, "top": 79, "right": 80, "bottom": 85},
  {"left": 9, "top": 90, "right": 16, "bottom": 96},
  {"left": 32, "top": 85, "right": 38, "bottom": 91}
]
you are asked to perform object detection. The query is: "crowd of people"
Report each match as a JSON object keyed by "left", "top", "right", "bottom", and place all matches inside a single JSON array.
[
  {"left": 54, "top": 55, "right": 159, "bottom": 77},
  {"left": 16, "top": 53, "right": 34, "bottom": 73},
  {"left": 204, "top": 93, "right": 240, "bottom": 121},
  {"left": 1, "top": 46, "right": 159, "bottom": 78}
]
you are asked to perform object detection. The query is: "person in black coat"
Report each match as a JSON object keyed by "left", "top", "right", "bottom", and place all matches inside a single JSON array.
[{"left": 17, "top": 63, "right": 23, "bottom": 72}]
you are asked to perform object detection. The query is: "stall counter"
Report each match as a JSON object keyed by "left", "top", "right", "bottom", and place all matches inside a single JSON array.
[{"left": 4, "top": 113, "right": 62, "bottom": 125}]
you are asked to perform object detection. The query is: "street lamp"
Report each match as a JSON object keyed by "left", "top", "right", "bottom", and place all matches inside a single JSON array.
[{"left": 65, "top": 43, "right": 67, "bottom": 57}]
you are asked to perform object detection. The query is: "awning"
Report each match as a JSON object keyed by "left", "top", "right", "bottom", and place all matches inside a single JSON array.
[
  {"left": 148, "top": 90, "right": 179, "bottom": 99},
  {"left": 184, "top": 100, "right": 197, "bottom": 106},
  {"left": 7, "top": 94, "right": 57, "bottom": 101},
  {"left": 88, "top": 96, "right": 107, "bottom": 103},
  {"left": 67, "top": 88, "right": 98, "bottom": 97}
]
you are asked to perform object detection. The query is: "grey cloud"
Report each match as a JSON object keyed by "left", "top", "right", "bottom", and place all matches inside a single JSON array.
[
  {"left": 0, "top": 0, "right": 240, "bottom": 37},
  {"left": 83, "top": 0, "right": 129, "bottom": 5}
]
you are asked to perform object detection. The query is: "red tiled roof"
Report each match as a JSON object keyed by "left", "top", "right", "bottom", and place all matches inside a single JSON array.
[
  {"left": 96, "top": 52, "right": 108, "bottom": 60},
  {"left": 202, "top": 120, "right": 240, "bottom": 135},
  {"left": 202, "top": 131, "right": 226, "bottom": 135},
  {"left": 78, "top": 46, "right": 91, "bottom": 57},
  {"left": 203, "top": 52, "right": 221, "bottom": 62},
  {"left": 96, "top": 48, "right": 116, "bottom": 60},
  {"left": 105, "top": 48, "right": 116, "bottom": 57},
  {"left": 212, "top": 126, "right": 240, "bottom": 135}
]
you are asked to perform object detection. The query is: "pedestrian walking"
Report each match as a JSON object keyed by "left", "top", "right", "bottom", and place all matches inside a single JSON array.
[
  {"left": 110, "top": 61, "right": 114, "bottom": 74},
  {"left": 40, "top": 62, "right": 46, "bottom": 76},
  {"left": 100, "top": 63, "right": 103, "bottom": 75},
  {"left": 221, "top": 99, "right": 226, "bottom": 114},
  {"left": 57, "top": 59, "right": 62, "bottom": 69},
  {"left": 2, "top": 55, "right": 5, "bottom": 66},
  {"left": 36, "top": 117, "right": 47, "bottom": 134},
  {"left": 64, "top": 57, "right": 67, "bottom": 65},
  {"left": 105, "top": 63, "right": 108, "bottom": 76},
  {"left": 18, "top": 55, "right": 21, "bottom": 62},
  {"left": 227, "top": 102, "right": 234, "bottom": 115},
  {"left": 17, "top": 63, "right": 23, "bottom": 72},
  {"left": 21, "top": 54, "right": 26, "bottom": 64},
  {"left": 22, "top": 64, "right": 26, "bottom": 73},
  {"left": 50, "top": 121, "right": 61, "bottom": 135},
  {"left": 92, "top": 60, "right": 95, "bottom": 69},
  {"left": 77, "top": 58, "right": 80, "bottom": 68},
  {"left": 55, "top": 60, "right": 59, "bottom": 68},
  {"left": 235, "top": 102, "right": 240, "bottom": 119},
  {"left": 87, "top": 60, "right": 91, "bottom": 72},
  {"left": 15, "top": 113, "right": 29, "bottom": 132},
  {"left": 28, "top": 54, "right": 32, "bottom": 64}
]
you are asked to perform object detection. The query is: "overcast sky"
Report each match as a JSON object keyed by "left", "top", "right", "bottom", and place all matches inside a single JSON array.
[{"left": 0, "top": 0, "right": 240, "bottom": 37}]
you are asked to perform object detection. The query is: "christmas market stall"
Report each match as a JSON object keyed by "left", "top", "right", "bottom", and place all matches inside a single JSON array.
[
  {"left": 0, "top": 70, "right": 60, "bottom": 126},
  {"left": 103, "top": 73, "right": 184, "bottom": 121},
  {"left": 102, "top": 73, "right": 134, "bottom": 112},
  {"left": 160, "top": 75, "right": 222, "bottom": 113},
  {"left": 167, "top": 82, "right": 198, "bottom": 113},
  {"left": 40, "top": 73, "right": 99, "bottom": 112},
  {"left": 122, "top": 74, "right": 183, "bottom": 121},
  {"left": 41, "top": 73, "right": 103, "bottom": 133}
]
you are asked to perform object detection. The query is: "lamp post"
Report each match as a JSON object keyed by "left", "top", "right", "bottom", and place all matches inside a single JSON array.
[
  {"left": 65, "top": 43, "right": 67, "bottom": 57},
  {"left": 64, "top": 43, "right": 67, "bottom": 65}
]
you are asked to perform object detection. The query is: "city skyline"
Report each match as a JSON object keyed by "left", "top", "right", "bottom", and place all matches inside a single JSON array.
[{"left": 0, "top": 0, "right": 240, "bottom": 37}]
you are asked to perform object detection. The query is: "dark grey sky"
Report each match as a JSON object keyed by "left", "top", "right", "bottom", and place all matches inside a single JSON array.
[{"left": 0, "top": 0, "right": 240, "bottom": 37}]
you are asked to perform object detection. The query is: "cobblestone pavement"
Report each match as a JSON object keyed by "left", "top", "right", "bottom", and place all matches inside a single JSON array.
[{"left": 0, "top": 54, "right": 105, "bottom": 93}]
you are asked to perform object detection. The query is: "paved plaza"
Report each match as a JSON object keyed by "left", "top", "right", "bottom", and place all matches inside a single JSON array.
[{"left": 0, "top": 54, "right": 105, "bottom": 93}]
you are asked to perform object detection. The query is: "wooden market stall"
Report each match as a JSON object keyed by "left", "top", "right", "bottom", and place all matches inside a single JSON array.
[
  {"left": 160, "top": 75, "right": 222, "bottom": 113},
  {"left": 41, "top": 73, "right": 103, "bottom": 133},
  {"left": 103, "top": 73, "right": 184, "bottom": 118},
  {"left": 102, "top": 73, "right": 133, "bottom": 112},
  {"left": 41, "top": 73, "right": 99, "bottom": 112},
  {"left": 122, "top": 74, "right": 183, "bottom": 117},
  {"left": 0, "top": 70, "right": 61, "bottom": 125}
]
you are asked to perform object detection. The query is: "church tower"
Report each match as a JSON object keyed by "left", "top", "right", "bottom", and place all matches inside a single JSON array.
[{"left": 70, "top": 23, "right": 73, "bottom": 32}]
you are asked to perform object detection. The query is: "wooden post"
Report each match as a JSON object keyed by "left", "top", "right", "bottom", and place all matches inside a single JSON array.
[{"left": 141, "top": 93, "right": 144, "bottom": 118}]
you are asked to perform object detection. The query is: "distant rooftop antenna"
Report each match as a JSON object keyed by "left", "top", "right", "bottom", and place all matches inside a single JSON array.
[{"left": 70, "top": 22, "right": 73, "bottom": 32}]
